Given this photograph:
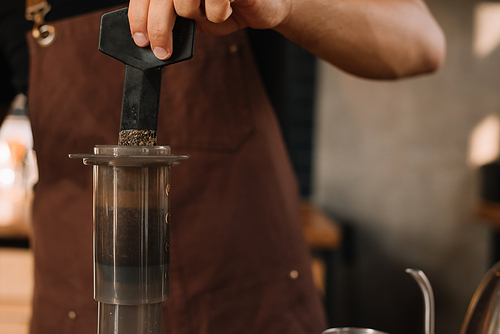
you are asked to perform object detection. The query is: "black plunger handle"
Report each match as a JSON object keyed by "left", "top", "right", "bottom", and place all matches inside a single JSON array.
[{"left": 98, "top": 7, "right": 196, "bottom": 144}]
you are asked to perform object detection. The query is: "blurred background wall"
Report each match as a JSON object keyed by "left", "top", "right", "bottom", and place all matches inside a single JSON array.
[{"left": 312, "top": 1, "right": 500, "bottom": 333}]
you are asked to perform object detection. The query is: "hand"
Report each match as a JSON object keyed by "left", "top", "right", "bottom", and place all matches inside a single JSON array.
[
  {"left": 128, "top": 0, "right": 445, "bottom": 79},
  {"left": 128, "top": 0, "right": 290, "bottom": 60}
]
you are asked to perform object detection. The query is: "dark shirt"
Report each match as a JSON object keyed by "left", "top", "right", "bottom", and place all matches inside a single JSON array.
[
  {"left": 0, "top": 0, "right": 126, "bottom": 103},
  {"left": 0, "top": 1, "right": 31, "bottom": 101}
]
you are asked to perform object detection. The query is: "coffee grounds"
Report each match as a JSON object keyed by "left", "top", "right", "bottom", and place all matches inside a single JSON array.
[
  {"left": 119, "top": 130, "right": 157, "bottom": 146},
  {"left": 95, "top": 206, "right": 169, "bottom": 267}
]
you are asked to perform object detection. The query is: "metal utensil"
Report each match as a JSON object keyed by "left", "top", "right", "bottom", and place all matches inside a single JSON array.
[
  {"left": 322, "top": 268, "right": 435, "bottom": 334},
  {"left": 459, "top": 261, "right": 500, "bottom": 334},
  {"left": 322, "top": 328, "right": 389, "bottom": 334},
  {"left": 406, "top": 268, "right": 435, "bottom": 334}
]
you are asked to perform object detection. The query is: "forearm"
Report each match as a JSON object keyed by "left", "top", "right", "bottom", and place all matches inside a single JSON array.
[{"left": 274, "top": 0, "right": 446, "bottom": 79}]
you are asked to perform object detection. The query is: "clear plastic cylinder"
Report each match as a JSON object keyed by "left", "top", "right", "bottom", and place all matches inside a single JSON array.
[{"left": 92, "top": 145, "right": 171, "bottom": 334}]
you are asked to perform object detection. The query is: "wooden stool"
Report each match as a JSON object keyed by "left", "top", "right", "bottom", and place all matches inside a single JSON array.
[
  {"left": 476, "top": 201, "right": 500, "bottom": 264},
  {"left": 300, "top": 201, "right": 342, "bottom": 325}
]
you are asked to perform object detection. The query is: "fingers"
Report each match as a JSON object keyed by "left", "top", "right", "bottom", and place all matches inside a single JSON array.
[
  {"left": 172, "top": 0, "right": 233, "bottom": 25},
  {"left": 129, "top": 0, "right": 176, "bottom": 60},
  {"left": 173, "top": 0, "right": 205, "bottom": 20},
  {"left": 129, "top": 0, "right": 151, "bottom": 47},
  {"left": 128, "top": 0, "right": 234, "bottom": 59},
  {"left": 147, "top": 0, "right": 177, "bottom": 59},
  {"left": 204, "top": 0, "right": 232, "bottom": 23}
]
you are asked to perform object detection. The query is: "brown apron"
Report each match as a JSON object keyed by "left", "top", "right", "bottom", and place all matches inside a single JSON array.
[{"left": 27, "top": 7, "right": 326, "bottom": 334}]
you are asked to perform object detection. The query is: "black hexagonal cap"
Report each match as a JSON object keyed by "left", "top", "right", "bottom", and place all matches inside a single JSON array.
[{"left": 99, "top": 7, "right": 196, "bottom": 71}]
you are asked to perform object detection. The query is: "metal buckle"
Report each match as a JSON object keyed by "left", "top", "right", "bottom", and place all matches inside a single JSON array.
[{"left": 25, "top": 0, "right": 56, "bottom": 47}]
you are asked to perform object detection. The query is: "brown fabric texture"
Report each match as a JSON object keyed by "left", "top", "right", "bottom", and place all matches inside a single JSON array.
[{"left": 27, "top": 7, "right": 327, "bottom": 334}]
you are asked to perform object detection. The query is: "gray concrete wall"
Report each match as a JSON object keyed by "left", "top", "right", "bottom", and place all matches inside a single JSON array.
[{"left": 312, "top": 1, "right": 500, "bottom": 333}]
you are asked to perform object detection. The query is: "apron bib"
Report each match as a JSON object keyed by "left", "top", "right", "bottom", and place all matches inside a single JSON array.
[{"left": 27, "top": 7, "right": 326, "bottom": 334}]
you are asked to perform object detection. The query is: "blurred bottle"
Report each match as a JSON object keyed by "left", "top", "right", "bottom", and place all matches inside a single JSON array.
[{"left": 0, "top": 93, "right": 38, "bottom": 238}]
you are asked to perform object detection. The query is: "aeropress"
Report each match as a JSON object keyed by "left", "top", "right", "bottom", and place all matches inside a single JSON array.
[{"left": 70, "top": 8, "right": 195, "bottom": 334}]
